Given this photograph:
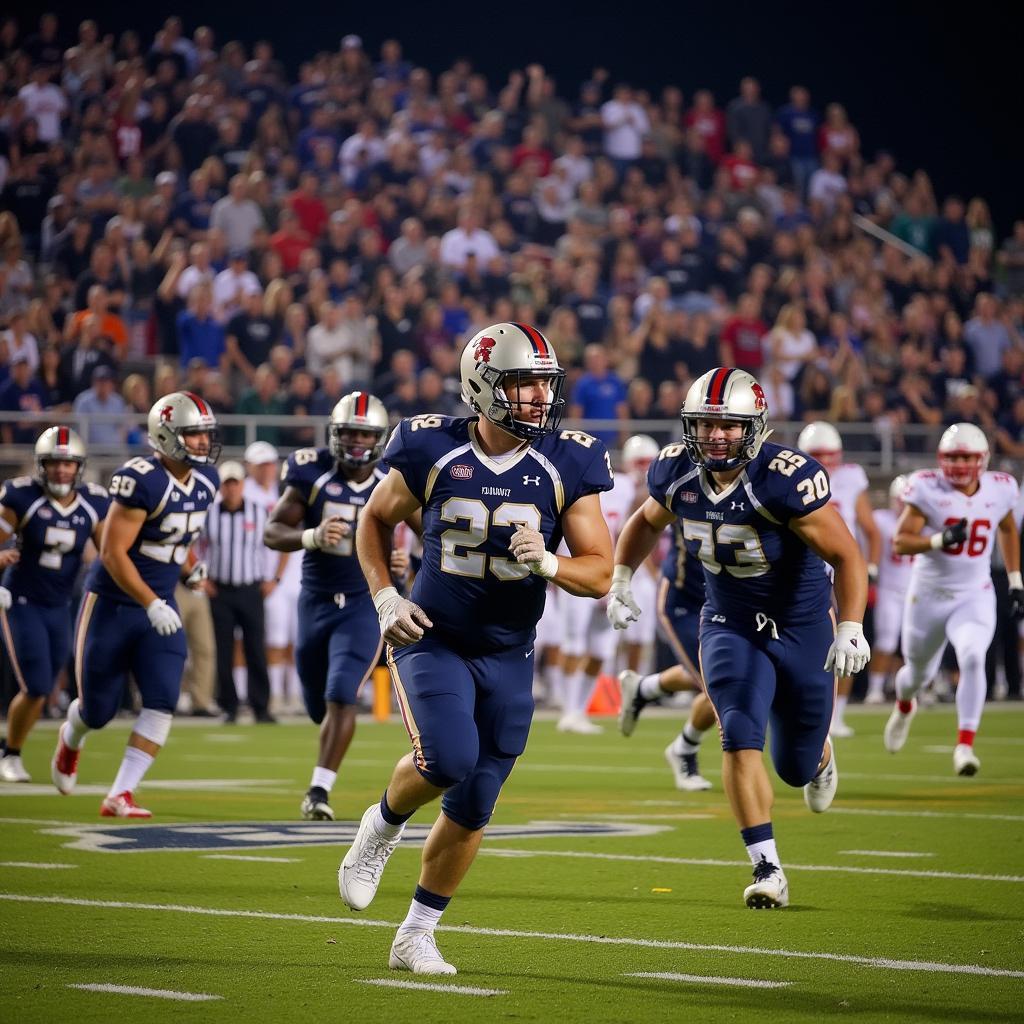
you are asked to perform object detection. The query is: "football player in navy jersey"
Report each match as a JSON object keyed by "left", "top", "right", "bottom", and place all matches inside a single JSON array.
[
  {"left": 50, "top": 392, "right": 220, "bottom": 818},
  {"left": 616, "top": 523, "right": 718, "bottom": 791},
  {"left": 610, "top": 367, "right": 870, "bottom": 909},
  {"left": 0, "top": 427, "right": 109, "bottom": 782},
  {"left": 265, "top": 391, "right": 391, "bottom": 823},
  {"left": 339, "top": 323, "right": 613, "bottom": 975}
]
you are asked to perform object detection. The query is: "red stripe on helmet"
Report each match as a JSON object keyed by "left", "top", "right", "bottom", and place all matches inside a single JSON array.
[
  {"left": 57, "top": 426, "right": 69, "bottom": 447},
  {"left": 184, "top": 391, "right": 210, "bottom": 417},
  {"left": 514, "top": 322, "right": 550, "bottom": 358},
  {"left": 706, "top": 367, "right": 733, "bottom": 406},
  {"left": 355, "top": 392, "right": 368, "bottom": 417}
]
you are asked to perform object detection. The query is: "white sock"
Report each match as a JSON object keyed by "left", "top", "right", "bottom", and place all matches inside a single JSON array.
[
  {"left": 833, "top": 694, "right": 849, "bottom": 722},
  {"left": 400, "top": 898, "right": 445, "bottom": 933},
  {"left": 562, "top": 669, "right": 586, "bottom": 716},
  {"left": 746, "top": 837, "right": 780, "bottom": 868},
  {"left": 867, "top": 672, "right": 886, "bottom": 697},
  {"left": 678, "top": 722, "right": 704, "bottom": 755},
  {"left": 268, "top": 663, "right": 286, "bottom": 702},
  {"left": 543, "top": 664, "right": 564, "bottom": 707},
  {"left": 108, "top": 746, "right": 154, "bottom": 798},
  {"left": 64, "top": 698, "right": 91, "bottom": 750},
  {"left": 286, "top": 665, "right": 301, "bottom": 702},
  {"left": 311, "top": 766, "right": 337, "bottom": 792},
  {"left": 371, "top": 803, "right": 405, "bottom": 841},
  {"left": 638, "top": 673, "right": 668, "bottom": 701}
]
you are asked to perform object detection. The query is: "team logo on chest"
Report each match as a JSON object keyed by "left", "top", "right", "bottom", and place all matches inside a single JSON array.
[
  {"left": 450, "top": 464, "right": 474, "bottom": 480},
  {"left": 325, "top": 482, "right": 343, "bottom": 496}
]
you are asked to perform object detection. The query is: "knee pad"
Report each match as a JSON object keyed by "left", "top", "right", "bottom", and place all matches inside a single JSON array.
[
  {"left": 419, "top": 742, "right": 479, "bottom": 790},
  {"left": 441, "top": 759, "right": 515, "bottom": 831},
  {"left": 134, "top": 708, "right": 173, "bottom": 746},
  {"left": 717, "top": 708, "right": 765, "bottom": 752}
]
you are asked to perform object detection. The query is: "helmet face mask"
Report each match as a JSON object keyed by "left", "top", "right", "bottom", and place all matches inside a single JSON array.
[
  {"left": 329, "top": 391, "right": 388, "bottom": 469},
  {"left": 937, "top": 422, "right": 989, "bottom": 487},
  {"left": 681, "top": 367, "right": 769, "bottom": 470},
  {"left": 147, "top": 392, "right": 221, "bottom": 467},
  {"left": 461, "top": 323, "right": 566, "bottom": 441},
  {"left": 35, "top": 426, "right": 86, "bottom": 497}
]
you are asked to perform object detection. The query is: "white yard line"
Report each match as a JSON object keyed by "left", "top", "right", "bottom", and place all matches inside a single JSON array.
[
  {"left": 479, "top": 847, "right": 1024, "bottom": 884},
  {"left": 3, "top": 893, "right": 1022, "bottom": 979},
  {"left": 624, "top": 971, "right": 791, "bottom": 989},
  {"left": 0, "top": 861, "right": 77, "bottom": 869},
  {"left": 67, "top": 983, "right": 221, "bottom": 1002},
  {"left": 833, "top": 807, "right": 1024, "bottom": 824},
  {"left": 201, "top": 855, "right": 301, "bottom": 863},
  {"left": 839, "top": 851, "right": 936, "bottom": 859},
  {"left": 356, "top": 979, "right": 506, "bottom": 996}
]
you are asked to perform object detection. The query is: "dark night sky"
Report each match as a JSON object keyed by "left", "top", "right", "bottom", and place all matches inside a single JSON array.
[{"left": 11, "top": 0, "right": 1023, "bottom": 232}]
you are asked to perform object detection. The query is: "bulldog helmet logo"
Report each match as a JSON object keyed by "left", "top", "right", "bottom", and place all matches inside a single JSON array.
[{"left": 474, "top": 336, "right": 496, "bottom": 363}]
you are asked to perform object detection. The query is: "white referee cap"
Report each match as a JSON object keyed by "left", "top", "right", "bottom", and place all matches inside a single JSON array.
[{"left": 244, "top": 441, "right": 279, "bottom": 465}]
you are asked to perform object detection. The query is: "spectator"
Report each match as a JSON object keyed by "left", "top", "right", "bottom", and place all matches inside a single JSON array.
[
  {"left": 439, "top": 206, "right": 499, "bottom": 270},
  {"left": 66, "top": 284, "right": 128, "bottom": 352},
  {"left": 283, "top": 368, "right": 317, "bottom": 447},
  {"left": 18, "top": 65, "right": 67, "bottom": 144},
  {"left": 0, "top": 355, "right": 48, "bottom": 443},
  {"left": 226, "top": 288, "right": 278, "bottom": 384},
  {"left": 269, "top": 208, "right": 312, "bottom": 274},
  {"left": 311, "top": 365, "right": 345, "bottom": 415},
  {"left": 601, "top": 84, "right": 649, "bottom": 170},
  {"left": 210, "top": 173, "right": 265, "bottom": 253},
  {"left": 569, "top": 343, "right": 628, "bottom": 445},
  {"left": 726, "top": 76, "right": 772, "bottom": 162},
  {"left": 176, "top": 282, "right": 226, "bottom": 370},
  {"left": 776, "top": 86, "right": 820, "bottom": 198},
  {"left": 964, "top": 293, "right": 1014, "bottom": 379},
  {"left": 213, "top": 250, "right": 261, "bottom": 323},
  {"left": 173, "top": 168, "right": 218, "bottom": 240},
  {"left": 1, "top": 311, "right": 40, "bottom": 374},
  {"left": 719, "top": 293, "right": 767, "bottom": 373},
  {"left": 763, "top": 303, "right": 819, "bottom": 387},
  {"left": 236, "top": 364, "right": 286, "bottom": 444},
  {"left": 71, "top": 365, "right": 127, "bottom": 445},
  {"left": 287, "top": 171, "right": 328, "bottom": 240},
  {"left": 997, "top": 220, "right": 1024, "bottom": 298}
]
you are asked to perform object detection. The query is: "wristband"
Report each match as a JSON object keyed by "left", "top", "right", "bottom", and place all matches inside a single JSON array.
[
  {"left": 929, "top": 532, "right": 944, "bottom": 550},
  {"left": 301, "top": 528, "right": 318, "bottom": 551},
  {"left": 612, "top": 564, "right": 634, "bottom": 586},
  {"left": 372, "top": 586, "right": 400, "bottom": 612},
  {"left": 867, "top": 562, "right": 879, "bottom": 581},
  {"left": 533, "top": 550, "right": 559, "bottom": 579},
  {"left": 1009, "top": 571, "right": 1023, "bottom": 590}
]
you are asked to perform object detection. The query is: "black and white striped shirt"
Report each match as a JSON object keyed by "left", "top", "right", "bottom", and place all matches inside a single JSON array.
[{"left": 203, "top": 497, "right": 269, "bottom": 586}]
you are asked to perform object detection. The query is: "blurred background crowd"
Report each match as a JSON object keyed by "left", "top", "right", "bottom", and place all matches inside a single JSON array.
[{"left": 1, "top": 13, "right": 1023, "bottom": 460}]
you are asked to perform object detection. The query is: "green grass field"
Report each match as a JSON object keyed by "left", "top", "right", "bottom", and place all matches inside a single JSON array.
[{"left": 2, "top": 703, "right": 1023, "bottom": 1023}]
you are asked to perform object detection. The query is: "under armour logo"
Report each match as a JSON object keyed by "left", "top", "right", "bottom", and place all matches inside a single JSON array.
[
  {"left": 711, "top": 614, "right": 726, "bottom": 623},
  {"left": 523, "top": 475, "right": 541, "bottom": 486},
  {"left": 473, "top": 336, "right": 496, "bottom": 363},
  {"left": 731, "top": 501, "right": 745, "bottom": 511}
]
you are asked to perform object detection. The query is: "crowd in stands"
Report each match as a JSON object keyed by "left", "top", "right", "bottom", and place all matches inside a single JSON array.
[{"left": 2, "top": 14, "right": 1024, "bottom": 457}]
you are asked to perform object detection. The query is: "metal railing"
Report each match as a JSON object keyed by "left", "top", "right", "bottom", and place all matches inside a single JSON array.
[{"left": 0, "top": 410, "right": 1018, "bottom": 486}]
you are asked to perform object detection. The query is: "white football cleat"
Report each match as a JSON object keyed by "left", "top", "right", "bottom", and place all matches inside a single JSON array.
[
  {"left": 884, "top": 700, "right": 917, "bottom": 753},
  {"left": 100, "top": 791, "right": 152, "bottom": 818},
  {"left": 339, "top": 804, "right": 403, "bottom": 911},
  {"left": 804, "top": 742, "right": 838, "bottom": 813},
  {"left": 556, "top": 712, "right": 603, "bottom": 735},
  {"left": 389, "top": 929, "right": 457, "bottom": 975},
  {"left": 953, "top": 743, "right": 980, "bottom": 777},
  {"left": 617, "top": 670, "right": 645, "bottom": 737},
  {"left": 829, "top": 719, "right": 854, "bottom": 739},
  {"left": 664, "top": 740, "right": 712, "bottom": 791},
  {"left": 51, "top": 723, "right": 80, "bottom": 794},
  {"left": 743, "top": 858, "right": 789, "bottom": 909},
  {"left": 0, "top": 754, "right": 31, "bottom": 782}
]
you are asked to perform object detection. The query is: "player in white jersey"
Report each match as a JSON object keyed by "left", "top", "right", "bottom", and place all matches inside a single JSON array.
[
  {"left": 243, "top": 442, "right": 303, "bottom": 712},
  {"left": 557, "top": 442, "right": 638, "bottom": 733},
  {"left": 884, "top": 423, "right": 1024, "bottom": 775},
  {"left": 798, "top": 422, "right": 881, "bottom": 737},
  {"left": 865, "top": 476, "right": 914, "bottom": 703}
]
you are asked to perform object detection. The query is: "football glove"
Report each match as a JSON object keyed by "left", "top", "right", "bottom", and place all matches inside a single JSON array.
[
  {"left": 824, "top": 620, "right": 870, "bottom": 677},
  {"left": 509, "top": 526, "right": 558, "bottom": 578},
  {"left": 607, "top": 564, "right": 641, "bottom": 630},
  {"left": 932, "top": 517, "right": 968, "bottom": 550},
  {"left": 1009, "top": 572, "right": 1024, "bottom": 620},
  {"left": 183, "top": 561, "right": 208, "bottom": 589},
  {"left": 0, "top": 586, "right": 10, "bottom": 611},
  {"left": 373, "top": 586, "right": 433, "bottom": 648},
  {"left": 146, "top": 598, "right": 183, "bottom": 636}
]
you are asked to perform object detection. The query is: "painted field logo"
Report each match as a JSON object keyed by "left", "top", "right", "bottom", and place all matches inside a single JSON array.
[
  {"left": 42, "top": 820, "right": 668, "bottom": 854},
  {"left": 450, "top": 464, "right": 474, "bottom": 480}
]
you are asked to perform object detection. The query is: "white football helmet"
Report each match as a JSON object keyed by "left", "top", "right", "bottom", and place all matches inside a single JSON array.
[
  {"left": 147, "top": 391, "right": 220, "bottom": 466},
  {"left": 35, "top": 426, "right": 86, "bottom": 497},
  {"left": 621, "top": 434, "right": 659, "bottom": 480},
  {"left": 329, "top": 391, "right": 389, "bottom": 469},
  {"left": 797, "top": 421, "right": 843, "bottom": 471},
  {"left": 681, "top": 367, "right": 770, "bottom": 470},
  {"left": 937, "top": 422, "right": 989, "bottom": 486},
  {"left": 460, "top": 322, "right": 566, "bottom": 440},
  {"left": 888, "top": 473, "right": 909, "bottom": 510}
]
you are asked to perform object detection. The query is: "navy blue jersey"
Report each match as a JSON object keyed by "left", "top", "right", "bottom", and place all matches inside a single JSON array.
[
  {"left": 647, "top": 440, "right": 832, "bottom": 625},
  {"left": 88, "top": 455, "right": 219, "bottom": 604},
  {"left": 384, "top": 415, "right": 614, "bottom": 653},
  {"left": 660, "top": 520, "right": 706, "bottom": 610},
  {"left": 0, "top": 478, "right": 110, "bottom": 607},
  {"left": 283, "top": 447, "right": 384, "bottom": 597}
]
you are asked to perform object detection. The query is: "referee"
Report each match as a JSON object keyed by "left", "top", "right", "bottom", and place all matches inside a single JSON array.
[{"left": 204, "top": 461, "right": 276, "bottom": 723}]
